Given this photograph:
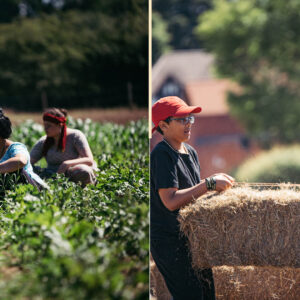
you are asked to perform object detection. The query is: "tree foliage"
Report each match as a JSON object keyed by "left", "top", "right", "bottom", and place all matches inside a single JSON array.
[
  {"left": 235, "top": 145, "right": 300, "bottom": 183},
  {"left": 0, "top": 0, "right": 147, "bottom": 109},
  {"left": 153, "top": 0, "right": 211, "bottom": 50},
  {"left": 0, "top": 0, "right": 148, "bottom": 22},
  {"left": 198, "top": 0, "right": 300, "bottom": 144},
  {"left": 152, "top": 12, "right": 172, "bottom": 64}
]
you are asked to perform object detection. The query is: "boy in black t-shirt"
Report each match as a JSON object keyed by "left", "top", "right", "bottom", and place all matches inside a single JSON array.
[{"left": 151, "top": 96, "right": 234, "bottom": 300}]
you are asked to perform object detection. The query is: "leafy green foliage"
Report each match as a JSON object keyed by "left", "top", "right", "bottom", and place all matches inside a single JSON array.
[
  {"left": 198, "top": 0, "right": 300, "bottom": 145},
  {"left": 0, "top": 0, "right": 148, "bottom": 22},
  {"left": 235, "top": 145, "right": 300, "bottom": 183},
  {"left": 0, "top": 1, "right": 148, "bottom": 109},
  {"left": 152, "top": 12, "right": 172, "bottom": 64},
  {"left": 153, "top": 0, "right": 211, "bottom": 50},
  {"left": 0, "top": 118, "right": 149, "bottom": 299}
]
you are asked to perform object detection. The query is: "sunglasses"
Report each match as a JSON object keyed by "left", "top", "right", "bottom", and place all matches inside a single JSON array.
[{"left": 168, "top": 116, "right": 195, "bottom": 125}]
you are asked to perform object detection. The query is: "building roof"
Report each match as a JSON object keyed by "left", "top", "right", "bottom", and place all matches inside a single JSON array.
[
  {"left": 185, "top": 79, "right": 240, "bottom": 116},
  {"left": 152, "top": 50, "right": 214, "bottom": 94}
]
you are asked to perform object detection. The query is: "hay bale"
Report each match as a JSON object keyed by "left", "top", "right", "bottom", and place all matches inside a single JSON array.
[
  {"left": 150, "top": 260, "right": 300, "bottom": 300},
  {"left": 213, "top": 266, "right": 300, "bottom": 300},
  {"left": 179, "top": 187, "right": 300, "bottom": 268},
  {"left": 150, "top": 260, "right": 172, "bottom": 300}
]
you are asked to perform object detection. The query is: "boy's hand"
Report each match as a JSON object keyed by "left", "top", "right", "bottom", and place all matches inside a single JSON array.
[{"left": 213, "top": 173, "right": 234, "bottom": 192}]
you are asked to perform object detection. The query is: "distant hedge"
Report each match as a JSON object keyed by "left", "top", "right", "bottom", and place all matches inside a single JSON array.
[
  {"left": 235, "top": 145, "right": 300, "bottom": 183},
  {"left": 0, "top": 8, "right": 147, "bottom": 110}
]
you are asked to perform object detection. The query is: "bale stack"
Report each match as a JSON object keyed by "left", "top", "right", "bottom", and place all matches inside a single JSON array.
[
  {"left": 179, "top": 187, "right": 300, "bottom": 269},
  {"left": 214, "top": 266, "right": 300, "bottom": 300},
  {"left": 150, "top": 259, "right": 172, "bottom": 300},
  {"left": 150, "top": 261, "right": 300, "bottom": 300}
]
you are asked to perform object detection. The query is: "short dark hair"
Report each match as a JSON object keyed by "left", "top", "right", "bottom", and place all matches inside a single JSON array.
[
  {"left": 0, "top": 108, "right": 12, "bottom": 139},
  {"left": 157, "top": 117, "right": 171, "bottom": 135}
]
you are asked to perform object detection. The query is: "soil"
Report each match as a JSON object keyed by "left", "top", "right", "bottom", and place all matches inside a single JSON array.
[{"left": 4, "top": 107, "right": 148, "bottom": 125}]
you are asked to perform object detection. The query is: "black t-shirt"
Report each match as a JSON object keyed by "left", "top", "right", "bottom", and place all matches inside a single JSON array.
[{"left": 150, "top": 140, "right": 201, "bottom": 240}]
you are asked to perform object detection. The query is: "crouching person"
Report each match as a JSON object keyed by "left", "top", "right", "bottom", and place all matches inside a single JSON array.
[
  {"left": 0, "top": 109, "right": 48, "bottom": 193},
  {"left": 151, "top": 97, "right": 234, "bottom": 300},
  {"left": 30, "top": 108, "right": 97, "bottom": 186}
]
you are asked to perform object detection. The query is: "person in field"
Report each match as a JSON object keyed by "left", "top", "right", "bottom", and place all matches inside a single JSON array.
[
  {"left": 30, "top": 108, "right": 97, "bottom": 186},
  {"left": 0, "top": 108, "right": 47, "bottom": 191},
  {"left": 151, "top": 96, "right": 234, "bottom": 300}
]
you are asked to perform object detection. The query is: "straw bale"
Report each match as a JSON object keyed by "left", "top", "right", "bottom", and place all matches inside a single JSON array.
[
  {"left": 179, "top": 187, "right": 300, "bottom": 268},
  {"left": 150, "top": 260, "right": 300, "bottom": 300},
  {"left": 214, "top": 266, "right": 300, "bottom": 300},
  {"left": 150, "top": 260, "right": 172, "bottom": 300}
]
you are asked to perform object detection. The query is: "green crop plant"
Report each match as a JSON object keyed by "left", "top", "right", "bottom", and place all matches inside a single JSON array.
[{"left": 0, "top": 118, "right": 149, "bottom": 299}]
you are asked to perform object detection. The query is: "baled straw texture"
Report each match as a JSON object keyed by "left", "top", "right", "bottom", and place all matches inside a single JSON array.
[
  {"left": 150, "top": 260, "right": 171, "bottom": 300},
  {"left": 150, "top": 260, "right": 300, "bottom": 300},
  {"left": 179, "top": 187, "right": 300, "bottom": 269},
  {"left": 214, "top": 266, "right": 300, "bottom": 300}
]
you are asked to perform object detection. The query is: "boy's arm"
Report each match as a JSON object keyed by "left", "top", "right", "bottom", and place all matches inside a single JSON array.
[{"left": 159, "top": 174, "right": 234, "bottom": 211}]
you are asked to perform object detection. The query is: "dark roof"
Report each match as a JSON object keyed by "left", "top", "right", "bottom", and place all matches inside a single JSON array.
[{"left": 152, "top": 50, "right": 214, "bottom": 94}]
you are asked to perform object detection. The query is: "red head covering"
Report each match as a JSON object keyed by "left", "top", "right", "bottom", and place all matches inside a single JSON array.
[
  {"left": 43, "top": 113, "right": 67, "bottom": 153},
  {"left": 152, "top": 96, "right": 202, "bottom": 133}
]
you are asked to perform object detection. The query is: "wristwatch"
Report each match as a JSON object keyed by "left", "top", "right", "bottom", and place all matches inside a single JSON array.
[{"left": 205, "top": 176, "right": 216, "bottom": 191}]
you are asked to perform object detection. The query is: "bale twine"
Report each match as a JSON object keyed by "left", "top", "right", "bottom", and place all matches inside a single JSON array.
[
  {"left": 150, "top": 260, "right": 300, "bottom": 300},
  {"left": 179, "top": 187, "right": 300, "bottom": 268}
]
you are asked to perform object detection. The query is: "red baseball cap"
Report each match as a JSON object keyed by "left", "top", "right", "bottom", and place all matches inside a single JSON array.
[{"left": 152, "top": 96, "right": 202, "bottom": 133}]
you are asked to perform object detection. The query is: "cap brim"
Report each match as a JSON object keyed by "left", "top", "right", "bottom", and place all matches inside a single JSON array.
[{"left": 174, "top": 106, "right": 202, "bottom": 116}]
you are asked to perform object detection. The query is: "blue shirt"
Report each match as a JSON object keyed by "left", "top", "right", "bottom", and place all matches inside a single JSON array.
[{"left": 0, "top": 142, "right": 48, "bottom": 189}]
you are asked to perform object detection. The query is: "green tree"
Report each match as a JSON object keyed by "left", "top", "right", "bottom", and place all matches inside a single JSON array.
[
  {"left": 0, "top": 8, "right": 147, "bottom": 109},
  {"left": 198, "top": 0, "right": 300, "bottom": 145},
  {"left": 0, "top": 0, "right": 148, "bottom": 25},
  {"left": 153, "top": 0, "right": 211, "bottom": 50},
  {"left": 152, "top": 12, "right": 172, "bottom": 64},
  {"left": 0, "top": 0, "right": 20, "bottom": 23},
  {"left": 0, "top": 0, "right": 60, "bottom": 22},
  {"left": 235, "top": 145, "right": 300, "bottom": 183}
]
